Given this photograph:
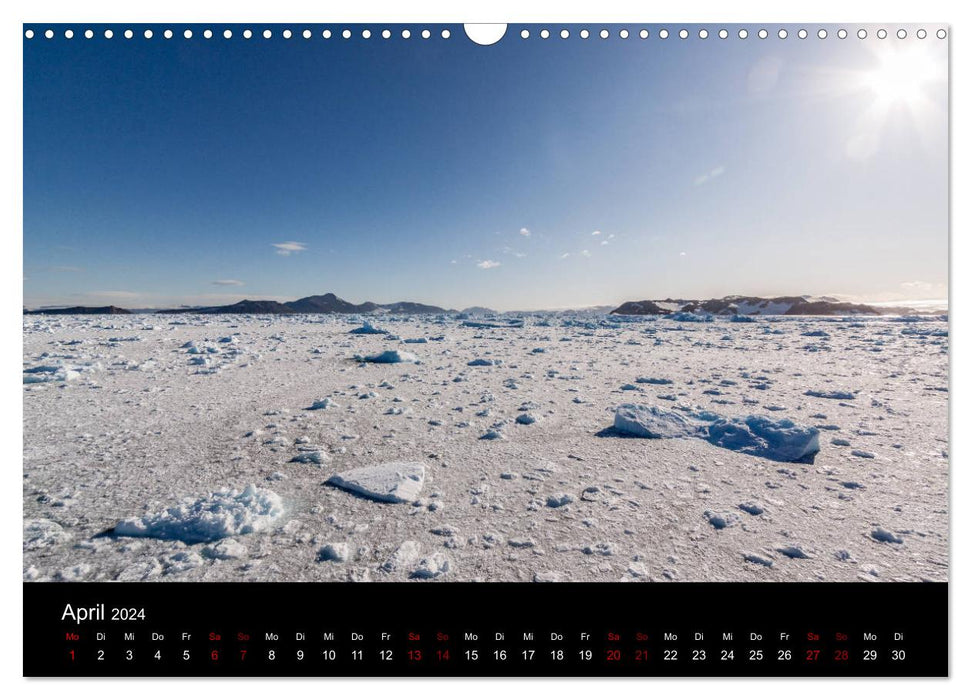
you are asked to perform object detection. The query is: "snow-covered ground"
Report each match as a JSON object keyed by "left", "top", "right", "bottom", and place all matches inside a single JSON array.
[{"left": 23, "top": 312, "right": 949, "bottom": 583}]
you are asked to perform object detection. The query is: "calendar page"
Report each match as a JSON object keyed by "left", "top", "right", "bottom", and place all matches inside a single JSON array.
[{"left": 22, "top": 20, "right": 949, "bottom": 678}]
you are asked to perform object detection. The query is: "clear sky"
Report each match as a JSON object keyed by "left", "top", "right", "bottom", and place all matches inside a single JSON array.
[{"left": 23, "top": 25, "right": 948, "bottom": 311}]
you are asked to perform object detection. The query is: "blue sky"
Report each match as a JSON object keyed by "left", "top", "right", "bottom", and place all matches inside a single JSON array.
[{"left": 24, "top": 25, "right": 948, "bottom": 310}]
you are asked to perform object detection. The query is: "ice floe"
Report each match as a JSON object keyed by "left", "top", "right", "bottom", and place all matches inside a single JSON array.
[{"left": 326, "top": 461, "right": 426, "bottom": 503}]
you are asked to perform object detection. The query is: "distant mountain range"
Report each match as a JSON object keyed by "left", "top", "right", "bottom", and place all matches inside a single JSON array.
[
  {"left": 24, "top": 305, "right": 132, "bottom": 315},
  {"left": 609, "top": 295, "right": 946, "bottom": 317},
  {"left": 23, "top": 293, "right": 946, "bottom": 317},
  {"left": 25, "top": 293, "right": 457, "bottom": 316}
]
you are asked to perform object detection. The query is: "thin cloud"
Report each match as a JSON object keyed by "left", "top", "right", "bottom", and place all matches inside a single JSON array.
[
  {"left": 591, "top": 230, "right": 602, "bottom": 236},
  {"left": 212, "top": 279, "right": 245, "bottom": 286},
  {"left": 560, "top": 253, "right": 570, "bottom": 259},
  {"left": 477, "top": 260, "right": 501, "bottom": 269},
  {"left": 581, "top": 250, "right": 591, "bottom": 258},
  {"left": 502, "top": 246, "right": 526, "bottom": 258},
  {"left": 519, "top": 227, "right": 531, "bottom": 237},
  {"left": 272, "top": 241, "right": 307, "bottom": 256},
  {"left": 693, "top": 165, "right": 726, "bottom": 186}
]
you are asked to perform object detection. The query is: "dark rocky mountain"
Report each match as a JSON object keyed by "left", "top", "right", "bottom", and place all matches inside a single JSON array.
[
  {"left": 158, "top": 299, "right": 295, "bottom": 315},
  {"left": 610, "top": 295, "right": 934, "bottom": 317},
  {"left": 287, "top": 293, "right": 378, "bottom": 314},
  {"left": 609, "top": 300, "right": 671, "bottom": 315},
  {"left": 460, "top": 306, "right": 499, "bottom": 316},
  {"left": 380, "top": 301, "right": 454, "bottom": 314},
  {"left": 24, "top": 306, "right": 132, "bottom": 315}
]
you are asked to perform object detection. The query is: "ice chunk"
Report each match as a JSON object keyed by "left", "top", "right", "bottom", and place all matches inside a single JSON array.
[
  {"left": 467, "top": 358, "right": 500, "bottom": 367},
  {"left": 349, "top": 321, "right": 388, "bottom": 335},
  {"left": 871, "top": 527, "right": 903, "bottom": 544},
  {"left": 307, "top": 398, "right": 339, "bottom": 410},
  {"left": 24, "top": 518, "right": 72, "bottom": 550},
  {"left": 805, "top": 389, "right": 856, "bottom": 400},
  {"left": 546, "top": 493, "right": 575, "bottom": 508},
  {"left": 613, "top": 404, "right": 704, "bottom": 439},
  {"left": 410, "top": 553, "right": 450, "bottom": 579},
  {"left": 326, "top": 461, "right": 426, "bottom": 503},
  {"left": 356, "top": 349, "right": 418, "bottom": 364},
  {"left": 112, "top": 485, "right": 284, "bottom": 544},
  {"left": 707, "top": 416, "right": 820, "bottom": 462},
  {"left": 612, "top": 405, "right": 820, "bottom": 462},
  {"left": 381, "top": 540, "right": 421, "bottom": 572},
  {"left": 317, "top": 542, "right": 351, "bottom": 562}
]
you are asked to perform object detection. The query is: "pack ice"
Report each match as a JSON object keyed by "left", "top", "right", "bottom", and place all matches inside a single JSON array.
[
  {"left": 112, "top": 485, "right": 284, "bottom": 543},
  {"left": 327, "top": 461, "right": 426, "bottom": 503},
  {"left": 613, "top": 404, "right": 820, "bottom": 462}
]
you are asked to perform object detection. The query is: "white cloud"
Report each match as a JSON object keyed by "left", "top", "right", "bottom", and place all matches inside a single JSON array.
[
  {"left": 680, "top": 251, "right": 687, "bottom": 256},
  {"left": 477, "top": 260, "right": 501, "bottom": 269},
  {"left": 693, "top": 165, "right": 726, "bottom": 186},
  {"left": 519, "top": 227, "right": 531, "bottom": 237},
  {"left": 560, "top": 253, "right": 570, "bottom": 259},
  {"left": 581, "top": 250, "right": 591, "bottom": 258},
  {"left": 601, "top": 240, "right": 609, "bottom": 246},
  {"left": 591, "top": 230, "right": 602, "bottom": 236},
  {"left": 213, "top": 279, "right": 244, "bottom": 286},
  {"left": 272, "top": 241, "right": 307, "bottom": 256}
]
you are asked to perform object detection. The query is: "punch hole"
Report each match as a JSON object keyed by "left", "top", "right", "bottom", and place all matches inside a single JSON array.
[{"left": 936, "top": 29, "right": 946, "bottom": 39}]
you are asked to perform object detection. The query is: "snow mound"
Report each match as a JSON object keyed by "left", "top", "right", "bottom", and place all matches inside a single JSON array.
[
  {"left": 612, "top": 404, "right": 820, "bottom": 462},
  {"left": 112, "top": 485, "right": 284, "bottom": 543},
  {"left": 327, "top": 461, "right": 426, "bottom": 503},
  {"left": 357, "top": 349, "right": 418, "bottom": 364}
]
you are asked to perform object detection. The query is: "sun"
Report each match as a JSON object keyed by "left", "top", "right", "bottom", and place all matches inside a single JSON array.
[{"left": 861, "top": 46, "right": 942, "bottom": 107}]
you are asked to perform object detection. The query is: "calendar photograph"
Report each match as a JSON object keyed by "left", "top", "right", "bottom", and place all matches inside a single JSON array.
[{"left": 23, "top": 23, "right": 948, "bottom": 589}]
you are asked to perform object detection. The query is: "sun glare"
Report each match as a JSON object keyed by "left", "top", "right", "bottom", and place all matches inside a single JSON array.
[{"left": 862, "top": 47, "right": 942, "bottom": 106}]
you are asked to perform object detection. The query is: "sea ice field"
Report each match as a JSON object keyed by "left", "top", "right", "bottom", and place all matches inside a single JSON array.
[{"left": 23, "top": 312, "right": 949, "bottom": 582}]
